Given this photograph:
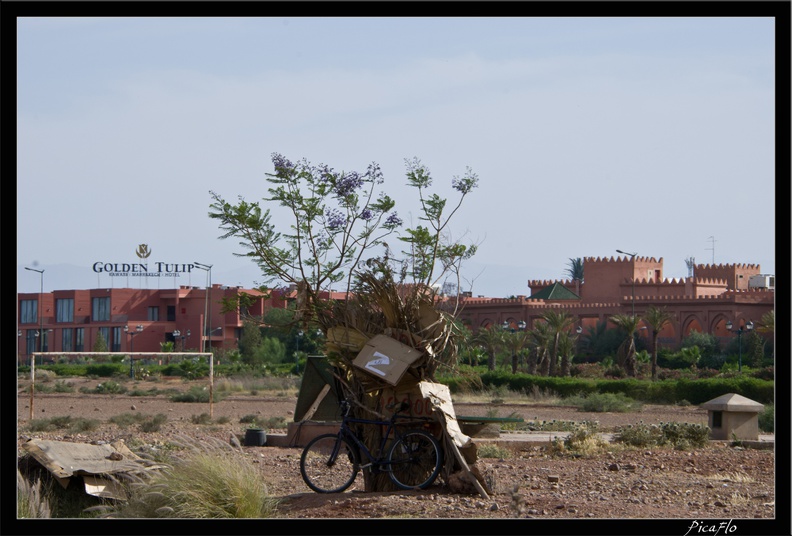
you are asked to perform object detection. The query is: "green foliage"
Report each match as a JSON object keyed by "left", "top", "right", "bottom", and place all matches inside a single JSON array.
[
  {"left": 170, "top": 385, "right": 225, "bottom": 403},
  {"left": 84, "top": 363, "right": 127, "bottom": 377},
  {"left": 547, "top": 422, "right": 606, "bottom": 457},
  {"left": 578, "top": 321, "right": 625, "bottom": 360},
  {"left": 476, "top": 443, "right": 513, "bottom": 459},
  {"left": 92, "top": 331, "right": 109, "bottom": 353},
  {"left": 257, "top": 336, "right": 287, "bottom": 365},
  {"left": 27, "top": 416, "right": 100, "bottom": 434},
  {"left": 140, "top": 414, "right": 168, "bottom": 432},
  {"left": 565, "top": 392, "right": 642, "bottom": 412},
  {"left": 104, "top": 438, "right": 279, "bottom": 518},
  {"left": 681, "top": 330, "right": 721, "bottom": 359},
  {"left": 758, "top": 404, "right": 774, "bottom": 433},
  {"left": 616, "top": 422, "right": 710, "bottom": 450},
  {"left": 238, "top": 321, "right": 263, "bottom": 364},
  {"left": 178, "top": 358, "right": 209, "bottom": 380},
  {"left": 564, "top": 257, "right": 584, "bottom": 283},
  {"left": 79, "top": 380, "right": 126, "bottom": 394},
  {"left": 191, "top": 413, "right": 213, "bottom": 425},
  {"left": 465, "top": 370, "right": 773, "bottom": 405},
  {"left": 524, "top": 419, "right": 598, "bottom": 432}
]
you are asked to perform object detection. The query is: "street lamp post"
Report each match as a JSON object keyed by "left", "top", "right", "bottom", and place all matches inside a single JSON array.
[
  {"left": 25, "top": 267, "right": 45, "bottom": 364},
  {"left": 173, "top": 329, "right": 190, "bottom": 352},
  {"left": 125, "top": 324, "right": 143, "bottom": 379},
  {"left": 194, "top": 262, "right": 213, "bottom": 354},
  {"left": 616, "top": 250, "right": 637, "bottom": 318},
  {"left": 726, "top": 320, "right": 754, "bottom": 372}
]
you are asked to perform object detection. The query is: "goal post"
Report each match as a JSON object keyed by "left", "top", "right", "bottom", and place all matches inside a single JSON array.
[{"left": 23, "top": 352, "right": 215, "bottom": 420}]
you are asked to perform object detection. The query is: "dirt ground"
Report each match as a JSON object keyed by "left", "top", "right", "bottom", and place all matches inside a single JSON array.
[{"left": 16, "top": 376, "right": 779, "bottom": 527}]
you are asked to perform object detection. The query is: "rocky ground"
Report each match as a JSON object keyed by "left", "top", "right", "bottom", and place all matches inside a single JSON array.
[{"left": 16, "top": 377, "right": 779, "bottom": 528}]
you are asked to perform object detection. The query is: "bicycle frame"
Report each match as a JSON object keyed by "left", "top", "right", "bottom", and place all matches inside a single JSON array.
[{"left": 335, "top": 401, "right": 432, "bottom": 470}]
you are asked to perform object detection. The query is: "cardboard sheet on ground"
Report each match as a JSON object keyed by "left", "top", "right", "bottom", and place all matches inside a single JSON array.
[
  {"left": 20, "top": 439, "right": 165, "bottom": 500},
  {"left": 417, "top": 381, "right": 472, "bottom": 449}
]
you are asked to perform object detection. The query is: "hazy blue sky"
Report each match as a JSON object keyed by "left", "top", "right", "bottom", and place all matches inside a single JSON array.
[{"left": 16, "top": 15, "right": 777, "bottom": 297}]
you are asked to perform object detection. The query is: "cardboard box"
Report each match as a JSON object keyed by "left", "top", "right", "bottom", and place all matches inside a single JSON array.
[{"left": 352, "top": 334, "right": 424, "bottom": 386}]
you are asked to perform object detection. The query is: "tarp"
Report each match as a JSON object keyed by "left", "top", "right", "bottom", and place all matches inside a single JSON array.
[{"left": 293, "top": 355, "right": 344, "bottom": 422}]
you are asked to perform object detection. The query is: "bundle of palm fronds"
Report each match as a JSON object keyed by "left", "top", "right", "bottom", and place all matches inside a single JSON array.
[
  {"left": 320, "top": 258, "right": 459, "bottom": 399},
  {"left": 312, "top": 258, "right": 463, "bottom": 492}
]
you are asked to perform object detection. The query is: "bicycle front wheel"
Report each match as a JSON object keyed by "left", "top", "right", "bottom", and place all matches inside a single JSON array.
[
  {"left": 387, "top": 430, "right": 443, "bottom": 490},
  {"left": 300, "top": 434, "right": 360, "bottom": 493}
]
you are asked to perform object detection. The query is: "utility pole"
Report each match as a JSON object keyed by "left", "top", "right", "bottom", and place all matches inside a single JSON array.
[{"left": 706, "top": 236, "right": 716, "bottom": 264}]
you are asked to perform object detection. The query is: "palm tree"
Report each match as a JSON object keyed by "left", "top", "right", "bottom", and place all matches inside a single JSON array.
[
  {"left": 609, "top": 313, "right": 641, "bottom": 377},
  {"left": 643, "top": 306, "right": 675, "bottom": 381},
  {"left": 756, "top": 310, "right": 775, "bottom": 335},
  {"left": 557, "top": 330, "right": 578, "bottom": 377},
  {"left": 473, "top": 325, "right": 504, "bottom": 371},
  {"left": 527, "top": 322, "right": 551, "bottom": 375},
  {"left": 540, "top": 310, "right": 576, "bottom": 376},
  {"left": 754, "top": 310, "right": 775, "bottom": 362},
  {"left": 565, "top": 257, "right": 584, "bottom": 295},
  {"left": 502, "top": 325, "right": 530, "bottom": 374}
]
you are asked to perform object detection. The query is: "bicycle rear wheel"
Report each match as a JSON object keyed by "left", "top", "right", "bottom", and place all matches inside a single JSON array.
[
  {"left": 387, "top": 430, "right": 443, "bottom": 490},
  {"left": 300, "top": 434, "right": 360, "bottom": 493}
]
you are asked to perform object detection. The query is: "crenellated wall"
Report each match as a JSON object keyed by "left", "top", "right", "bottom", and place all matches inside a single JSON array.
[
  {"left": 580, "top": 255, "right": 664, "bottom": 301},
  {"left": 458, "top": 255, "right": 773, "bottom": 349},
  {"left": 695, "top": 263, "right": 761, "bottom": 291}
]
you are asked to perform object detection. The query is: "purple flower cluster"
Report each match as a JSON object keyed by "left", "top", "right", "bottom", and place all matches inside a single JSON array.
[
  {"left": 360, "top": 208, "right": 374, "bottom": 221},
  {"left": 325, "top": 208, "right": 347, "bottom": 231},
  {"left": 271, "top": 153, "right": 294, "bottom": 171},
  {"left": 384, "top": 212, "right": 403, "bottom": 228},
  {"left": 334, "top": 171, "right": 364, "bottom": 198}
]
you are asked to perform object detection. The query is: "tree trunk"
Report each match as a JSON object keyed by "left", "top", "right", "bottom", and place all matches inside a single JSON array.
[
  {"left": 511, "top": 353, "right": 518, "bottom": 374},
  {"left": 560, "top": 353, "right": 571, "bottom": 377},
  {"left": 651, "top": 333, "right": 659, "bottom": 381},
  {"left": 539, "top": 351, "right": 550, "bottom": 376}
]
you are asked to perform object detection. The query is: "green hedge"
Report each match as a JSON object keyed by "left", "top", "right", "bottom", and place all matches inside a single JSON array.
[{"left": 449, "top": 371, "right": 774, "bottom": 405}]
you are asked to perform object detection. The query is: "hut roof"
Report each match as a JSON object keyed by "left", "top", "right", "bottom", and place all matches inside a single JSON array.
[{"left": 700, "top": 393, "right": 764, "bottom": 412}]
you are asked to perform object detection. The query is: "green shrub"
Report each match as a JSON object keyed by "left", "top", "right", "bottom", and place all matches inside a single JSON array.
[
  {"left": 758, "top": 404, "right": 774, "bottom": 433},
  {"left": 85, "top": 363, "right": 127, "bottom": 377},
  {"left": 239, "top": 415, "right": 286, "bottom": 429},
  {"left": 139, "top": 414, "right": 167, "bottom": 433},
  {"left": 52, "top": 380, "right": 76, "bottom": 393},
  {"left": 191, "top": 413, "right": 213, "bottom": 425},
  {"left": 79, "top": 380, "right": 127, "bottom": 395},
  {"left": 101, "top": 438, "right": 279, "bottom": 518},
  {"left": 565, "top": 392, "right": 642, "bottom": 413},
  {"left": 26, "top": 416, "right": 100, "bottom": 434},
  {"left": 110, "top": 413, "right": 146, "bottom": 428},
  {"left": 615, "top": 422, "right": 710, "bottom": 449},
  {"left": 477, "top": 443, "right": 512, "bottom": 459},
  {"left": 170, "top": 385, "right": 224, "bottom": 403}
]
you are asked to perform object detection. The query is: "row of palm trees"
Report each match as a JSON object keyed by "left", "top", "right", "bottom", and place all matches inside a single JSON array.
[{"left": 468, "top": 306, "right": 676, "bottom": 381}]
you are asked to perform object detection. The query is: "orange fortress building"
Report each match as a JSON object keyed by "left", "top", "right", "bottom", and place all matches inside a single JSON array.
[
  {"left": 17, "top": 255, "right": 774, "bottom": 363},
  {"left": 456, "top": 255, "right": 774, "bottom": 349}
]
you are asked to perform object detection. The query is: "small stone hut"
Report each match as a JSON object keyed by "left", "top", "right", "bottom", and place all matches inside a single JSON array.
[{"left": 701, "top": 393, "right": 764, "bottom": 440}]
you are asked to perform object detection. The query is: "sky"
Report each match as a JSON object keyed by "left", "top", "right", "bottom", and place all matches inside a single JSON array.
[{"left": 15, "top": 12, "right": 780, "bottom": 298}]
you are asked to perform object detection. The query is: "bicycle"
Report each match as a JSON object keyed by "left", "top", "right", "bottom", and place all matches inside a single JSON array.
[{"left": 299, "top": 399, "right": 443, "bottom": 493}]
